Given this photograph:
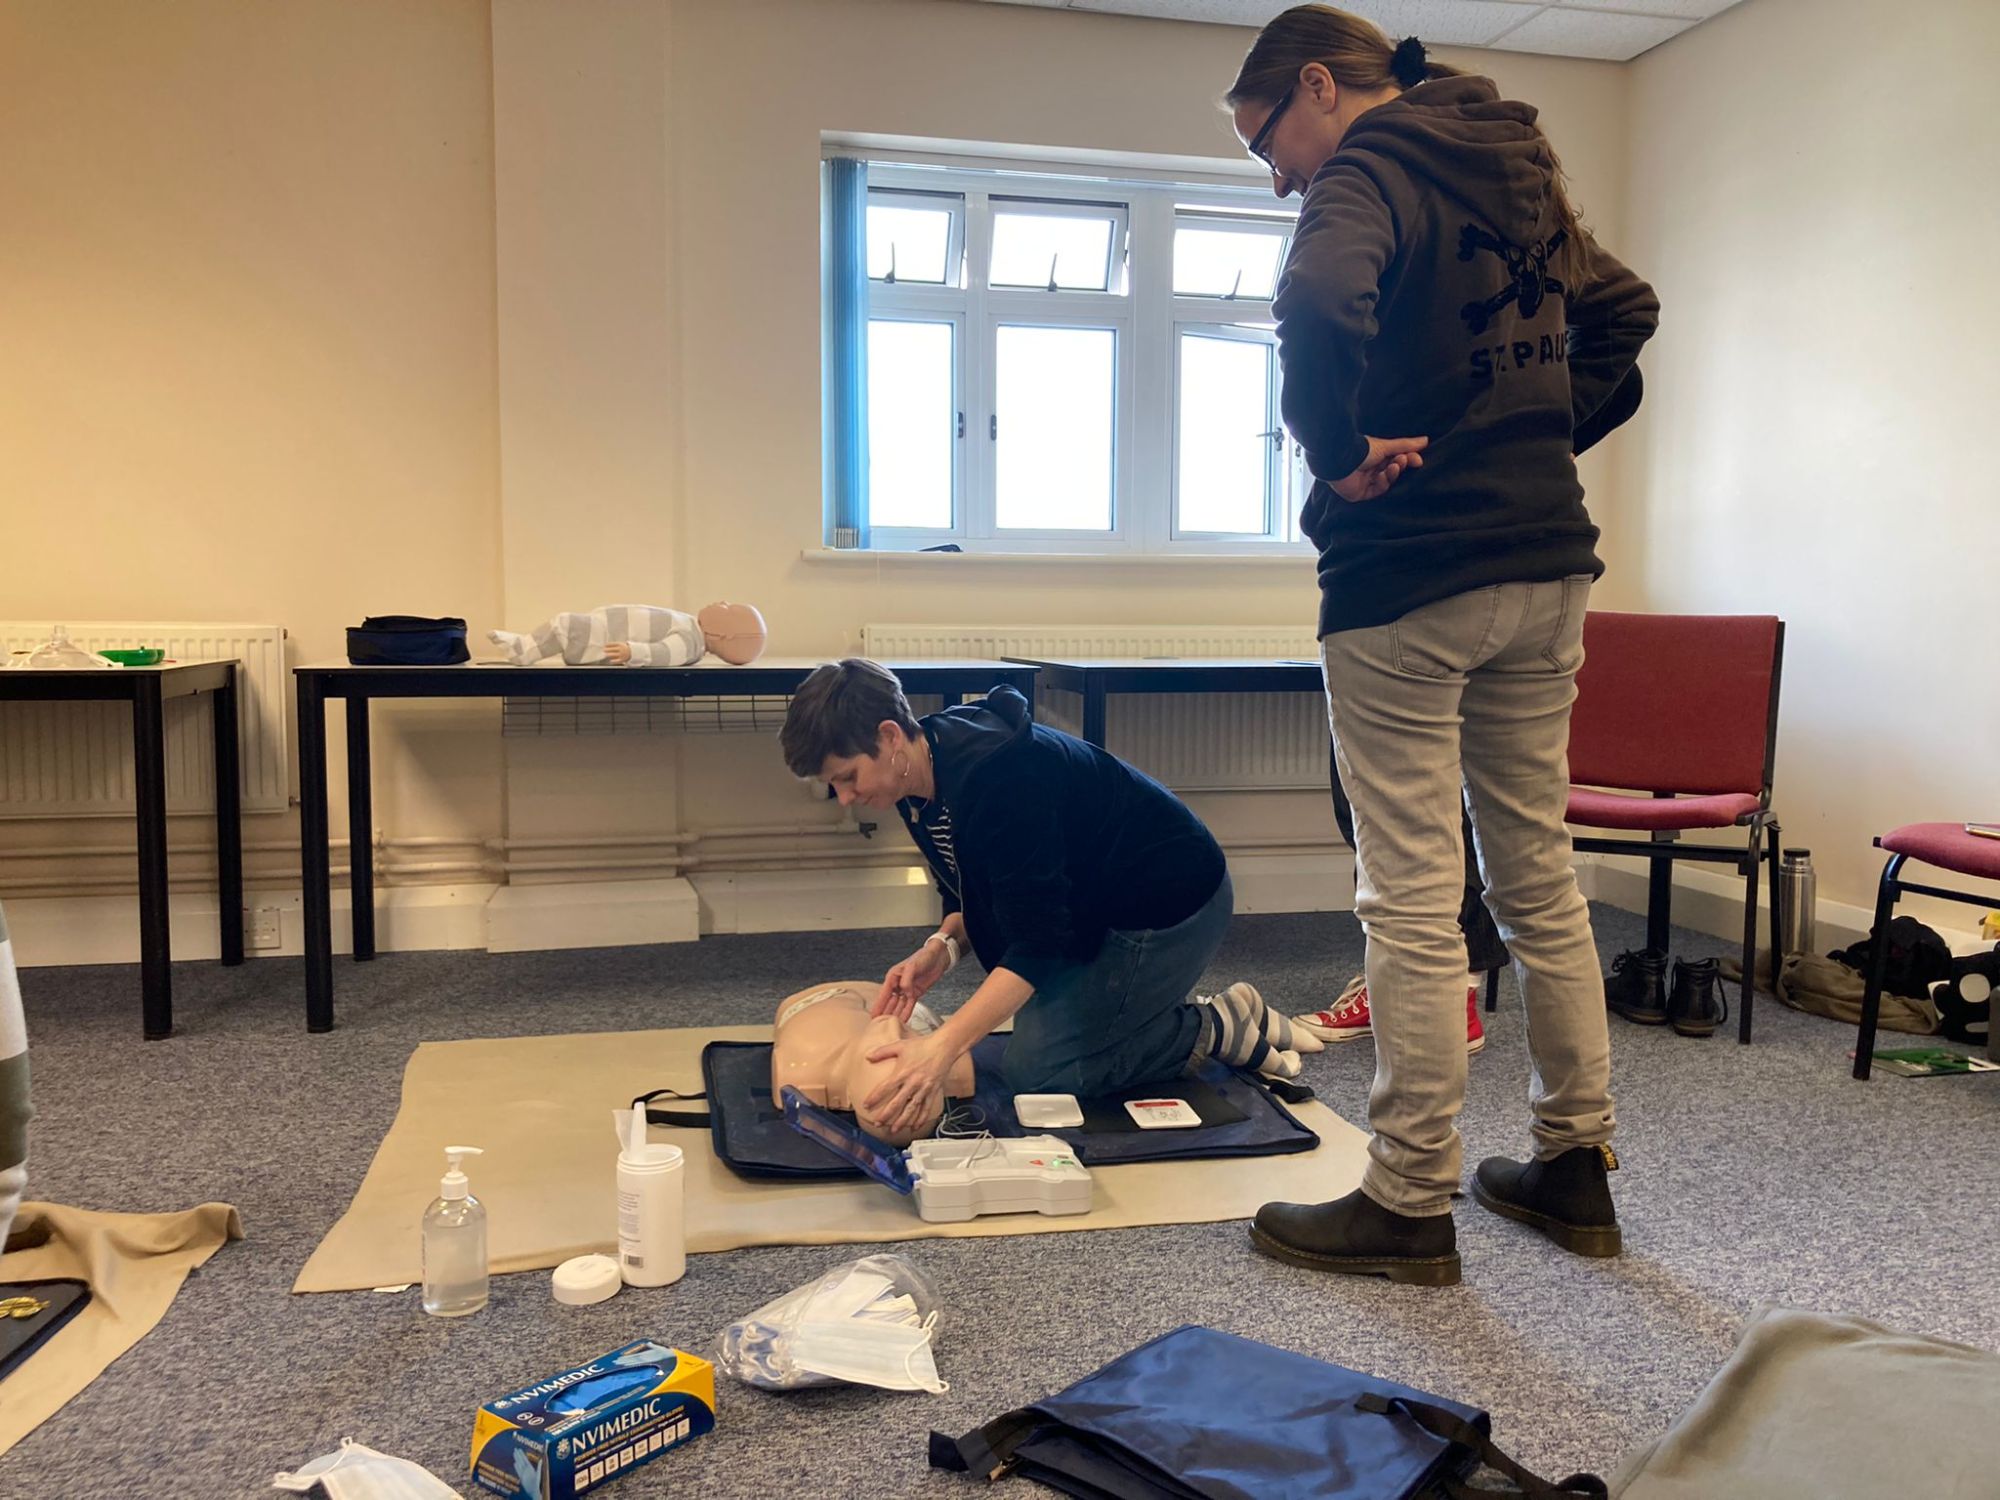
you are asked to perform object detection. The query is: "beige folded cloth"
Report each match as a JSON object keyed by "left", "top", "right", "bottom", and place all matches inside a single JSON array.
[{"left": 0, "top": 1201, "right": 243, "bottom": 1454}]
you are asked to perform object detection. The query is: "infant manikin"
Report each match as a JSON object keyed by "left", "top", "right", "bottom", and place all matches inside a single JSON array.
[
  {"left": 771, "top": 983, "right": 975, "bottom": 1146},
  {"left": 488, "top": 601, "right": 767, "bottom": 668}
]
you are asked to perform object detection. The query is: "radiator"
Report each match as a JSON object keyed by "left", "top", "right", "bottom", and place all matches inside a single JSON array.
[
  {"left": 860, "top": 624, "right": 1326, "bottom": 790},
  {"left": 0, "top": 622, "right": 288, "bottom": 818}
]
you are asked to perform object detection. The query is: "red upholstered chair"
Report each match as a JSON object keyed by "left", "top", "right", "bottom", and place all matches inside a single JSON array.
[
  {"left": 1566, "top": 613, "right": 1786, "bottom": 1044},
  {"left": 1852, "top": 825, "right": 2000, "bottom": 1080}
]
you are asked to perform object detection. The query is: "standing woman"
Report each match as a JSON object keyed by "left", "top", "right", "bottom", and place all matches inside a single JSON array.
[{"left": 1228, "top": 6, "right": 1658, "bottom": 1284}]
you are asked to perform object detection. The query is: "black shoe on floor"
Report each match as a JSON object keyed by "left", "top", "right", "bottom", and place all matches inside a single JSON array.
[
  {"left": 1667, "top": 956, "right": 1729, "bottom": 1037},
  {"left": 1471, "top": 1145, "right": 1622, "bottom": 1257},
  {"left": 1604, "top": 948, "right": 1668, "bottom": 1025},
  {"left": 1251, "top": 1188, "right": 1461, "bottom": 1286}
]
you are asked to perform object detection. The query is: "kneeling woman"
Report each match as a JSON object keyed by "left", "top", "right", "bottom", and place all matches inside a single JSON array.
[{"left": 779, "top": 659, "right": 1312, "bottom": 1141}]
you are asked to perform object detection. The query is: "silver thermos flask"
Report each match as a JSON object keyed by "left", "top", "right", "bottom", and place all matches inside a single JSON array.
[{"left": 1778, "top": 848, "right": 1816, "bottom": 957}]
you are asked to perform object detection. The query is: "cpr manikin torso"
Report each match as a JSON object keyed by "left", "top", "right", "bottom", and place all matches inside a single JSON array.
[{"left": 771, "top": 983, "right": 974, "bottom": 1145}]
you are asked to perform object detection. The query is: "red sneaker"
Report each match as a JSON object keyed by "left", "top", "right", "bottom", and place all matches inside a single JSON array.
[
  {"left": 1295, "top": 976, "right": 1371, "bottom": 1043},
  {"left": 1295, "top": 977, "right": 1486, "bottom": 1054}
]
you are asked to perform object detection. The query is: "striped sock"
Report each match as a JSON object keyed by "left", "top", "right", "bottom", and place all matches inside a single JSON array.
[
  {"left": 1194, "top": 983, "right": 1301, "bottom": 1079},
  {"left": 1221, "top": 982, "right": 1299, "bottom": 1054}
]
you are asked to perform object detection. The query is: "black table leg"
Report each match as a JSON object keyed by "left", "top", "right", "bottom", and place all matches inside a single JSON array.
[
  {"left": 1083, "top": 679, "right": 1108, "bottom": 747},
  {"left": 1645, "top": 843, "right": 1673, "bottom": 956},
  {"left": 346, "top": 696, "right": 374, "bottom": 962},
  {"left": 299, "top": 675, "right": 335, "bottom": 1032},
  {"left": 213, "top": 667, "right": 243, "bottom": 967},
  {"left": 132, "top": 677, "right": 172, "bottom": 1040}
]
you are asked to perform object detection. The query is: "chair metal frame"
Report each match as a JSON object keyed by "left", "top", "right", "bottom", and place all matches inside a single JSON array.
[
  {"left": 1567, "top": 618, "right": 1787, "bottom": 1044},
  {"left": 1851, "top": 841, "right": 1997, "bottom": 1080}
]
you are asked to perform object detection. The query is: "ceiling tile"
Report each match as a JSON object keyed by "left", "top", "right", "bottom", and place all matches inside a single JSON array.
[
  {"left": 1060, "top": 0, "right": 1550, "bottom": 47},
  {"left": 962, "top": 0, "right": 1743, "bottom": 60},
  {"left": 1550, "top": 0, "right": 1742, "bottom": 17},
  {"left": 1488, "top": 6, "right": 1689, "bottom": 58}
]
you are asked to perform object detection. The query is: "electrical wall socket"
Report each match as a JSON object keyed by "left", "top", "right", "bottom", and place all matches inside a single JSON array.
[{"left": 247, "top": 907, "right": 283, "bottom": 950}]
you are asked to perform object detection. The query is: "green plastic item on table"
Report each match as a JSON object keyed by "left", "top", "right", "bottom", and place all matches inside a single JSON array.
[{"left": 98, "top": 648, "right": 165, "bottom": 666}]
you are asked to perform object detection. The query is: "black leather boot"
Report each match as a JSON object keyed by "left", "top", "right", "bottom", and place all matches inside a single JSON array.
[
  {"left": 1250, "top": 1189, "right": 1461, "bottom": 1286},
  {"left": 1472, "top": 1145, "right": 1621, "bottom": 1256},
  {"left": 1666, "top": 956, "right": 1728, "bottom": 1037},
  {"left": 1604, "top": 947, "right": 1668, "bottom": 1025}
]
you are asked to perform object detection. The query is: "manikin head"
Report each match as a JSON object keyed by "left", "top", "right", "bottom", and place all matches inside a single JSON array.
[
  {"left": 770, "top": 982, "right": 973, "bottom": 1146},
  {"left": 698, "top": 601, "right": 768, "bottom": 665},
  {"left": 778, "top": 658, "right": 929, "bottom": 810}
]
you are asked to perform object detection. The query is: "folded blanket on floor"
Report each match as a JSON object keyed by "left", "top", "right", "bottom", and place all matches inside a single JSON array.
[
  {"left": 0, "top": 1201, "right": 243, "bottom": 1455},
  {"left": 1612, "top": 1305, "right": 2000, "bottom": 1498}
]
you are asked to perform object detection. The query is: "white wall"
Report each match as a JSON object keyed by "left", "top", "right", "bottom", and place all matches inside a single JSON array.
[
  {"left": 0, "top": 0, "right": 1640, "bottom": 953},
  {"left": 655, "top": 0, "right": 1634, "bottom": 878},
  {"left": 669, "top": 0, "right": 1634, "bottom": 648},
  {"left": 1620, "top": 0, "right": 2000, "bottom": 927},
  {"left": 0, "top": 0, "right": 505, "bottom": 917}
]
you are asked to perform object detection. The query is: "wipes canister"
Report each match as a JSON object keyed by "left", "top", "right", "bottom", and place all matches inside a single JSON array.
[{"left": 617, "top": 1107, "right": 685, "bottom": 1288}]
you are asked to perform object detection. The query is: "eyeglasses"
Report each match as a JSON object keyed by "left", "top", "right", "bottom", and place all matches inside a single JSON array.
[{"left": 1245, "top": 86, "right": 1296, "bottom": 171}]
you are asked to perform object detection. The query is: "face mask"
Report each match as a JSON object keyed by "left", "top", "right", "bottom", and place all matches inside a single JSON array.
[
  {"left": 790, "top": 1309, "right": 948, "bottom": 1394},
  {"left": 272, "top": 1440, "right": 459, "bottom": 1500}
]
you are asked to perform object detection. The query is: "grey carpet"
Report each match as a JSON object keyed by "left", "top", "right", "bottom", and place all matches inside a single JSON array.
[{"left": 5, "top": 904, "right": 1997, "bottom": 1499}]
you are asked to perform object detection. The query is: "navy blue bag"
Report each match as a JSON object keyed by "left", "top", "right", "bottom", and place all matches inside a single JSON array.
[
  {"left": 345, "top": 615, "right": 469, "bottom": 666},
  {"left": 930, "top": 1326, "right": 1606, "bottom": 1500}
]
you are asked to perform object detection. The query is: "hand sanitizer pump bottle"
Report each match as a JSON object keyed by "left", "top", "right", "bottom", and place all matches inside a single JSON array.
[{"left": 422, "top": 1145, "right": 488, "bottom": 1317}]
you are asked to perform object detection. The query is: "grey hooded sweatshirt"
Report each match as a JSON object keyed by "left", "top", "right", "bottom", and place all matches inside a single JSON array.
[{"left": 1272, "top": 74, "right": 1659, "bottom": 635}]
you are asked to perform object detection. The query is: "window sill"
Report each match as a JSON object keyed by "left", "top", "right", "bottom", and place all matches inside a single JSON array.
[{"left": 801, "top": 548, "right": 1314, "bottom": 568}]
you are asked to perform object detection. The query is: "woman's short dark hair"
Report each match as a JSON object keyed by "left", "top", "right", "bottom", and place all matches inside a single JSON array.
[{"left": 780, "top": 658, "right": 920, "bottom": 778}]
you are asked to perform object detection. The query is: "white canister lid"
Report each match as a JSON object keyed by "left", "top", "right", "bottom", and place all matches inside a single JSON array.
[
  {"left": 617, "top": 1144, "right": 685, "bottom": 1173},
  {"left": 552, "top": 1254, "right": 623, "bottom": 1306}
]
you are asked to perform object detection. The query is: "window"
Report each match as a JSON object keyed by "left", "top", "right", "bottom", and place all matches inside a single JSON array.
[{"left": 829, "top": 163, "right": 1306, "bottom": 555}]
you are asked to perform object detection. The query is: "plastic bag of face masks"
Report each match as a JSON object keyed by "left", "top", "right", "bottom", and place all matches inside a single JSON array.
[{"left": 714, "top": 1253, "right": 947, "bottom": 1393}]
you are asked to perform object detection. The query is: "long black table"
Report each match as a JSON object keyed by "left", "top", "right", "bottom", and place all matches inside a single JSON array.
[
  {"left": 294, "top": 657, "right": 1039, "bottom": 1031},
  {"left": 1001, "top": 655, "right": 1325, "bottom": 747},
  {"left": 0, "top": 661, "right": 243, "bottom": 1038}
]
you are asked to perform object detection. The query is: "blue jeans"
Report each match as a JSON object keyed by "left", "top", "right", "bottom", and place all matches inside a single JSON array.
[{"left": 1002, "top": 874, "right": 1233, "bottom": 1096}]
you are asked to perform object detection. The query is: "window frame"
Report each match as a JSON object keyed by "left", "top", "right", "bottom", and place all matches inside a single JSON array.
[
  {"left": 851, "top": 159, "right": 1311, "bottom": 558},
  {"left": 864, "top": 310, "right": 967, "bottom": 535},
  {"left": 986, "top": 194, "right": 1131, "bottom": 294},
  {"left": 866, "top": 187, "right": 965, "bottom": 288},
  {"left": 1170, "top": 322, "right": 1284, "bottom": 543}
]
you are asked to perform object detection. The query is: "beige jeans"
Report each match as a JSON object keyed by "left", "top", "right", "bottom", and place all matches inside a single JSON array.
[{"left": 1323, "top": 577, "right": 1615, "bottom": 1215}]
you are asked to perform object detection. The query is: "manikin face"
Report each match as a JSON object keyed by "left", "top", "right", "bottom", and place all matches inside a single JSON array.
[{"left": 819, "top": 723, "right": 912, "bottom": 811}]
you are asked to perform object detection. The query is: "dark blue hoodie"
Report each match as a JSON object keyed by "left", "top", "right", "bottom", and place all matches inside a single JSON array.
[
  {"left": 897, "top": 687, "right": 1225, "bottom": 989},
  {"left": 1273, "top": 75, "right": 1658, "bottom": 635}
]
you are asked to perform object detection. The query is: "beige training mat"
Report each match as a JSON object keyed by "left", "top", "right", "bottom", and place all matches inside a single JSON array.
[
  {"left": 295, "top": 1024, "right": 1367, "bottom": 1293},
  {"left": 0, "top": 1201, "right": 243, "bottom": 1455}
]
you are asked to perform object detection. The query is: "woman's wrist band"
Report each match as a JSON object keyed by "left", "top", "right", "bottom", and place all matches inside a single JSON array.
[{"left": 924, "top": 931, "right": 960, "bottom": 971}]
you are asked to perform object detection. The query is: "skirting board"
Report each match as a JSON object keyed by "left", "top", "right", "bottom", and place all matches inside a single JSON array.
[
  {"left": 484, "top": 878, "right": 701, "bottom": 952},
  {"left": 688, "top": 851, "right": 1359, "bottom": 936},
  {"left": 4, "top": 885, "right": 496, "bottom": 969},
  {"left": 17, "top": 851, "right": 1976, "bottom": 968}
]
